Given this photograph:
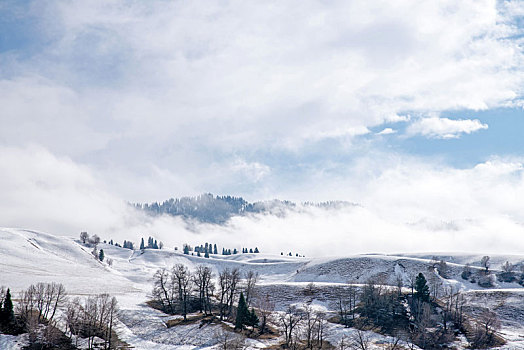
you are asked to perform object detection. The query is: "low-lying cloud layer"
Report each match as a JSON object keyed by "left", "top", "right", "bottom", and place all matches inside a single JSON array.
[{"left": 2, "top": 145, "right": 524, "bottom": 256}]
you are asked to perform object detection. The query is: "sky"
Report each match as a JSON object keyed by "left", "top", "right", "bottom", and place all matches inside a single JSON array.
[{"left": 1, "top": 0, "right": 524, "bottom": 256}]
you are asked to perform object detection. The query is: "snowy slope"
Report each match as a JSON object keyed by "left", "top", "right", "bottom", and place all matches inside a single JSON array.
[{"left": 2, "top": 227, "right": 524, "bottom": 349}]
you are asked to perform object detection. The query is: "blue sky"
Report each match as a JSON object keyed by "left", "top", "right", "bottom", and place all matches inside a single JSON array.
[{"left": 1, "top": 0, "right": 524, "bottom": 253}]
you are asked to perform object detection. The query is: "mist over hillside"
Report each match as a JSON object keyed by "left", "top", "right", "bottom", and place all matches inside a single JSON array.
[{"left": 133, "top": 193, "right": 356, "bottom": 224}]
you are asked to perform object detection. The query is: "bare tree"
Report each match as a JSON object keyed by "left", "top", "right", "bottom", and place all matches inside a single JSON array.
[
  {"left": 244, "top": 270, "right": 259, "bottom": 307},
  {"left": 303, "top": 304, "right": 317, "bottom": 348},
  {"left": 172, "top": 264, "right": 192, "bottom": 320},
  {"left": 80, "top": 231, "right": 89, "bottom": 244},
  {"left": 218, "top": 268, "right": 231, "bottom": 320},
  {"left": 227, "top": 268, "right": 241, "bottom": 318},
  {"left": 152, "top": 268, "right": 175, "bottom": 313},
  {"left": 17, "top": 282, "right": 67, "bottom": 325},
  {"left": 395, "top": 273, "right": 403, "bottom": 296},
  {"left": 437, "top": 260, "right": 449, "bottom": 278},
  {"left": 255, "top": 293, "right": 274, "bottom": 335},
  {"left": 279, "top": 306, "right": 303, "bottom": 348},
  {"left": 90, "top": 234, "right": 101, "bottom": 246},
  {"left": 193, "top": 265, "right": 214, "bottom": 315},
  {"left": 215, "top": 328, "right": 245, "bottom": 350},
  {"left": 480, "top": 256, "right": 490, "bottom": 272},
  {"left": 502, "top": 261, "right": 514, "bottom": 273},
  {"left": 218, "top": 268, "right": 242, "bottom": 320},
  {"left": 350, "top": 329, "right": 371, "bottom": 350},
  {"left": 472, "top": 309, "right": 501, "bottom": 347}
]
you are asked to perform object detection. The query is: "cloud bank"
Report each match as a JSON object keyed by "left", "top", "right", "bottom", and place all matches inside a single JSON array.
[{"left": 1, "top": 145, "right": 524, "bottom": 256}]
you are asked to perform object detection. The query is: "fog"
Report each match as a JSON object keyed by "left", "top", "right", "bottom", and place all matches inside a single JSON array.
[{"left": 2, "top": 145, "right": 523, "bottom": 257}]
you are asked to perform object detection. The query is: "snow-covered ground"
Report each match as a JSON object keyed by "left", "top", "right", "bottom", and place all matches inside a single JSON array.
[{"left": 2, "top": 227, "right": 524, "bottom": 349}]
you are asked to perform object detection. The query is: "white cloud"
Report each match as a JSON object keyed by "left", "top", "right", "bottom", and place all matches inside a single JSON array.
[
  {"left": 377, "top": 128, "right": 396, "bottom": 135},
  {"left": 406, "top": 117, "right": 488, "bottom": 139},
  {"left": 2, "top": 146, "right": 524, "bottom": 256},
  {"left": 0, "top": 0, "right": 521, "bottom": 162},
  {"left": 231, "top": 159, "right": 271, "bottom": 182}
]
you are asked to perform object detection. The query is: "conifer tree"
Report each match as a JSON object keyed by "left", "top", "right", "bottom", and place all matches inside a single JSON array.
[
  {"left": 415, "top": 273, "right": 430, "bottom": 302},
  {"left": 99, "top": 249, "right": 105, "bottom": 262},
  {"left": 197, "top": 251, "right": 201, "bottom": 257},
  {"left": 183, "top": 245, "right": 189, "bottom": 254},
  {"left": 205, "top": 250, "right": 209, "bottom": 258},
  {"left": 233, "top": 248, "right": 238, "bottom": 254},
  {"left": 214, "top": 244, "right": 218, "bottom": 255},
  {"left": 1, "top": 289, "right": 14, "bottom": 327},
  {"left": 249, "top": 248, "right": 253, "bottom": 253},
  {"left": 254, "top": 247, "right": 259, "bottom": 253},
  {"left": 140, "top": 238, "right": 145, "bottom": 250},
  {"left": 247, "top": 308, "right": 259, "bottom": 329},
  {"left": 235, "top": 292, "right": 249, "bottom": 330}
]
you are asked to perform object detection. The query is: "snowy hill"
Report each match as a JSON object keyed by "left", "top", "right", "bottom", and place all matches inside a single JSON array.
[{"left": 2, "top": 227, "right": 524, "bottom": 349}]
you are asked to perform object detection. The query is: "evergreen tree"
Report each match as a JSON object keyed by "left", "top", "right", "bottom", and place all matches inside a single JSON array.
[
  {"left": 183, "top": 245, "right": 189, "bottom": 254},
  {"left": 254, "top": 247, "right": 259, "bottom": 253},
  {"left": 197, "top": 251, "right": 201, "bottom": 257},
  {"left": 249, "top": 248, "right": 253, "bottom": 253},
  {"left": 247, "top": 308, "right": 259, "bottom": 329},
  {"left": 415, "top": 273, "right": 430, "bottom": 302},
  {"left": 222, "top": 248, "right": 226, "bottom": 255},
  {"left": 214, "top": 244, "right": 218, "bottom": 255},
  {"left": 99, "top": 249, "right": 105, "bottom": 262},
  {"left": 1, "top": 289, "right": 14, "bottom": 327},
  {"left": 140, "top": 238, "right": 145, "bottom": 250},
  {"left": 205, "top": 250, "right": 209, "bottom": 258},
  {"left": 235, "top": 292, "right": 249, "bottom": 330},
  {"left": 154, "top": 239, "right": 158, "bottom": 249},
  {"left": 233, "top": 248, "right": 238, "bottom": 254}
]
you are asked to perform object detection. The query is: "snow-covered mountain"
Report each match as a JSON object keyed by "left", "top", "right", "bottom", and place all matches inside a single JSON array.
[{"left": 2, "top": 227, "right": 524, "bottom": 349}]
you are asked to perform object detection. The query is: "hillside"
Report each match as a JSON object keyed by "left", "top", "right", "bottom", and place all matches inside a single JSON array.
[
  {"left": 134, "top": 193, "right": 354, "bottom": 224},
  {"left": 1, "top": 228, "right": 524, "bottom": 349}
]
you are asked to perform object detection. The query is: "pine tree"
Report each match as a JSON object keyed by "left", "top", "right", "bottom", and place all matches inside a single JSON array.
[
  {"left": 222, "top": 248, "right": 226, "bottom": 255},
  {"left": 205, "top": 250, "right": 209, "bottom": 258},
  {"left": 2, "top": 289, "right": 14, "bottom": 327},
  {"left": 415, "top": 273, "right": 430, "bottom": 302},
  {"left": 247, "top": 308, "right": 259, "bottom": 329},
  {"left": 140, "top": 238, "right": 145, "bottom": 250},
  {"left": 254, "top": 247, "right": 259, "bottom": 253},
  {"left": 183, "top": 245, "right": 189, "bottom": 254},
  {"left": 99, "top": 249, "right": 105, "bottom": 262},
  {"left": 214, "top": 244, "right": 218, "bottom": 255},
  {"left": 249, "top": 248, "right": 253, "bottom": 253},
  {"left": 154, "top": 239, "right": 158, "bottom": 249},
  {"left": 235, "top": 292, "right": 249, "bottom": 330},
  {"left": 233, "top": 248, "right": 238, "bottom": 254},
  {"left": 197, "top": 251, "right": 201, "bottom": 257}
]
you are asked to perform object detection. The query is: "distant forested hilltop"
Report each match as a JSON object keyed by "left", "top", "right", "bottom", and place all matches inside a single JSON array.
[{"left": 133, "top": 193, "right": 354, "bottom": 224}]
